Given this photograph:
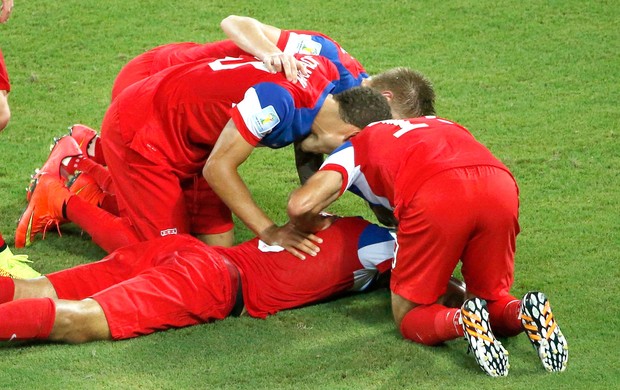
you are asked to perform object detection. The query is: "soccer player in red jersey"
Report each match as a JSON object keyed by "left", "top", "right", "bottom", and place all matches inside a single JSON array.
[
  {"left": 0, "top": 49, "right": 10, "bottom": 131},
  {"left": 16, "top": 56, "right": 392, "bottom": 257},
  {"left": 287, "top": 117, "right": 569, "bottom": 376},
  {"left": 0, "top": 216, "right": 464, "bottom": 343},
  {"left": 111, "top": 15, "right": 368, "bottom": 101},
  {"left": 0, "top": 0, "right": 41, "bottom": 279}
]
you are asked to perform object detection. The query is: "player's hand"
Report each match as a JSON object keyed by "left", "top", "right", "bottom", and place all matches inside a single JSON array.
[
  {"left": 316, "top": 212, "right": 339, "bottom": 231},
  {"left": 261, "top": 53, "right": 308, "bottom": 83},
  {"left": 259, "top": 222, "right": 322, "bottom": 260},
  {"left": 0, "top": 0, "right": 14, "bottom": 23}
]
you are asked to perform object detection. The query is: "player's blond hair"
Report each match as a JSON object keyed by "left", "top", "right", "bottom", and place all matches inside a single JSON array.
[{"left": 369, "top": 67, "right": 435, "bottom": 118}]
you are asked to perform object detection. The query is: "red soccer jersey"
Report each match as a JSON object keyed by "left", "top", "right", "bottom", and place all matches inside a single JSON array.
[
  {"left": 321, "top": 117, "right": 513, "bottom": 210},
  {"left": 215, "top": 217, "right": 394, "bottom": 318},
  {"left": 111, "top": 30, "right": 367, "bottom": 100},
  {"left": 0, "top": 49, "right": 10, "bottom": 91},
  {"left": 115, "top": 54, "right": 340, "bottom": 177}
]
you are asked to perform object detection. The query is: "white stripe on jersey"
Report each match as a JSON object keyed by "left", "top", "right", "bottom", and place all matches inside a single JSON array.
[
  {"left": 236, "top": 88, "right": 278, "bottom": 140},
  {"left": 322, "top": 143, "right": 392, "bottom": 209},
  {"left": 351, "top": 224, "right": 395, "bottom": 292},
  {"left": 283, "top": 32, "right": 323, "bottom": 55}
]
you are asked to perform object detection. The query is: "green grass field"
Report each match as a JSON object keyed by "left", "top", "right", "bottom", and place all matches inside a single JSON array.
[{"left": 1, "top": 0, "right": 618, "bottom": 388}]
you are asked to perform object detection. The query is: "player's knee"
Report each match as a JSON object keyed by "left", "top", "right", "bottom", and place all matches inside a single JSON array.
[
  {"left": 52, "top": 299, "right": 111, "bottom": 343},
  {"left": 0, "top": 93, "right": 10, "bottom": 132}
]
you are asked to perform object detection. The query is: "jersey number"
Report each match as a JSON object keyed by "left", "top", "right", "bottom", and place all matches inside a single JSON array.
[{"left": 208, "top": 57, "right": 270, "bottom": 72}]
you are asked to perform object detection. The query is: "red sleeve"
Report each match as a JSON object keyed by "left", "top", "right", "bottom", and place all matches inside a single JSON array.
[
  {"left": 0, "top": 49, "right": 11, "bottom": 91},
  {"left": 276, "top": 30, "right": 290, "bottom": 51},
  {"left": 230, "top": 106, "right": 261, "bottom": 146},
  {"left": 320, "top": 163, "right": 349, "bottom": 196}
]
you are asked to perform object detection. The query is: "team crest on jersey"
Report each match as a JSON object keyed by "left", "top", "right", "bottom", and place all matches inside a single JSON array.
[
  {"left": 296, "top": 38, "right": 322, "bottom": 55},
  {"left": 251, "top": 106, "right": 280, "bottom": 136}
]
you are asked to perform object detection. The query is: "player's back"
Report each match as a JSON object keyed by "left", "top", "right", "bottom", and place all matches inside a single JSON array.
[
  {"left": 217, "top": 217, "right": 393, "bottom": 318},
  {"left": 350, "top": 117, "right": 511, "bottom": 201},
  {"left": 115, "top": 54, "right": 339, "bottom": 173},
  {"left": 279, "top": 30, "right": 367, "bottom": 92}
]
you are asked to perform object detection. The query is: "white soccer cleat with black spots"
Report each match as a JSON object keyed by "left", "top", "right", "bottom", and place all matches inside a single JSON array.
[
  {"left": 461, "top": 297, "right": 509, "bottom": 377},
  {"left": 520, "top": 291, "right": 568, "bottom": 372}
]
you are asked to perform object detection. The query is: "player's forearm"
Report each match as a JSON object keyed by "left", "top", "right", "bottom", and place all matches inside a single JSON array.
[
  {"left": 287, "top": 179, "right": 341, "bottom": 232},
  {"left": 289, "top": 212, "right": 330, "bottom": 233},
  {"left": 203, "top": 162, "right": 274, "bottom": 237},
  {"left": 220, "top": 15, "right": 280, "bottom": 60}
]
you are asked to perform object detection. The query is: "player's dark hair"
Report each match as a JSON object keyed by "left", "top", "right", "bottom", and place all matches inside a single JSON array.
[
  {"left": 369, "top": 67, "right": 435, "bottom": 118},
  {"left": 333, "top": 86, "right": 392, "bottom": 129}
]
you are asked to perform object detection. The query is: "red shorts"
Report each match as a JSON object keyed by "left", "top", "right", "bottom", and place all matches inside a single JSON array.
[
  {"left": 391, "top": 166, "right": 520, "bottom": 304},
  {"left": 47, "top": 235, "right": 237, "bottom": 340},
  {"left": 100, "top": 102, "right": 233, "bottom": 241},
  {"left": 0, "top": 49, "right": 10, "bottom": 91},
  {"left": 110, "top": 49, "right": 157, "bottom": 101},
  {"left": 182, "top": 176, "right": 234, "bottom": 235}
]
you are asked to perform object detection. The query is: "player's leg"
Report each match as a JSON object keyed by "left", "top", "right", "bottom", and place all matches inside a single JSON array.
[
  {"left": 0, "top": 297, "right": 110, "bottom": 343},
  {"left": 0, "top": 89, "right": 9, "bottom": 131},
  {"left": 0, "top": 276, "right": 109, "bottom": 343},
  {"left": 392, "top": 168, "right": 509, "bottom": 376},
  {"left": 391, "top": 171, "right": 472, "bottom": 345},
  {"left": 50, "top": 298, "right": 111, "bottom": 343},
  {"left": 90, "top": 238, "right": 239, "bottom": 340},
  {"left": 184, "top": 177, "right": 235, "bottom": 247},
  {"left": 462, "top": 166, "right": 567, "bottom": 372},
  {"left": 460, "top": 166, "right": 521, "bottom": 335},
  {"left": 0, "top": 48, "right": 10, "bottom": 131},
  {"left": 64, "top": 193, "right": 139, "bottom": 253},
  {"left": 101, "top": 107, "right": 191, "bottom": 242},
  {"left": 2, "top": 240, "right": 155, "bottom": 304}
]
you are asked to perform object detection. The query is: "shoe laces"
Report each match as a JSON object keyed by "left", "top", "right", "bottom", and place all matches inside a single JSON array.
[
  {"left": 520, "top": 300, "right": 557, "bottom": 342},
  {"left": 41, "top": 218, "right": 63, "bottom": 241}
]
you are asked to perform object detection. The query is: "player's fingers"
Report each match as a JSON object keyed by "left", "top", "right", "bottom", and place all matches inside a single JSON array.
[
  {"left": 285, "top": 246, "right": 306, "bottom": 261},
  {"left": 283, "top": 58, "right": 299, "bottom": 83},
  {"left": 271, "top": 56, "right": 285, "bottom": 73},
  {"left": 304, "top": 233, "right": 323, "bottom": 245},
  {"left": 262, "top": 56, "right": 277, "bottom": 74},
  {"left": 296, "top": 60, "right": 308, "bottom": 76},
  {"left": 295, "top": 238, "right": 320, "bottom": 257}
]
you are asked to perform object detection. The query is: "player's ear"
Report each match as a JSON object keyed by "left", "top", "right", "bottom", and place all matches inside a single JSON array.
[
  {"left": 344, "top": 124, "right": 361, "bottom": 141},
  {"left": 381, "top": 90, "right": 394, "bottom": 102}
]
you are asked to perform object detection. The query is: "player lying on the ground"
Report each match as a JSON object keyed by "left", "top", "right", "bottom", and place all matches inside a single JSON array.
[
  {"left": 0, "top": 214, "right": 465, "bottom": 344},
  {"left": 287, "top": 116, "right": 569, "bottom": 376}
]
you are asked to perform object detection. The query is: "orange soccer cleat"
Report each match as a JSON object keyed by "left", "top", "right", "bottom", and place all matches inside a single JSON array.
[
  {"left": 69, "top": 124, "right": 99, "bottom": 156},
  {"left": 67, "top": 172, "right": 104, "bottom": 207},
  {"left": 26, "top": 135, "right": 83, "bottom": 201},
  {"left": 15, "top": 173, "right": 71, "bottom": 248}
]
